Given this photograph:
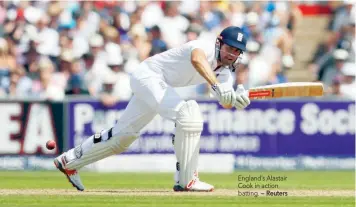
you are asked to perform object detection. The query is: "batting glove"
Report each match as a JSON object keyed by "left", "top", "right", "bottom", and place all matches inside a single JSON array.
[
  {"left": 211, "top": 83, "right": 236, "bottom": 106},
  {"left": 234, "top": 84, "right": 251, "bottom": 110}
]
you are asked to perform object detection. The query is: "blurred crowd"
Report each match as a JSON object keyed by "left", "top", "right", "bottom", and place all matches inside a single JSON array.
[
  {"left": 308, "top": 1, "right": 355, "bottom": 100},
  {"left": 0, "top": 1, "right": 354, "bottom": 105}
]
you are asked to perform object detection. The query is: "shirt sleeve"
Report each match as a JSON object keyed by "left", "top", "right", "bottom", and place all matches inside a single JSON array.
[{"left": 189, "top": 40, "right": 212, "bottom": 57}]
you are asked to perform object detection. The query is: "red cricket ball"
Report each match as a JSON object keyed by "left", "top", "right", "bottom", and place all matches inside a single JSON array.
[{"left": 46, "top": 140, "right": 56, "bottom": 150}]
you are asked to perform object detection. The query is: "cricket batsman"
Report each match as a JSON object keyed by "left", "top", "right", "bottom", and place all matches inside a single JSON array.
[{"left": 54, "top": 26, "right": 251, "bottom": 192}]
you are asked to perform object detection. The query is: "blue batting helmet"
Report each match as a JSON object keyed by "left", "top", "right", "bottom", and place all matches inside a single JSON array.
[{"left": 218, "top": 26, "right": 247, "bottom": 51}]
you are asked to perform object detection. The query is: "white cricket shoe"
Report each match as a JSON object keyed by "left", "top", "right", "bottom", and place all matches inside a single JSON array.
[
  {"left": 173, "top": 178, "right": 214, "bottom": 192},
  {"left": 173, "top": 171, "right": 214, "bottom": 192},
  {"left": 54, "top": 153, "right": 85, "bottom": 191}
]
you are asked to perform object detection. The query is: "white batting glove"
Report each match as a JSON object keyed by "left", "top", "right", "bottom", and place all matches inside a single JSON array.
[
  {"left": 211, "top": 83, "right": 236, "bottom": 106},
  {"left": 234, "top": 84, "right": 251, "bottom": 110}
]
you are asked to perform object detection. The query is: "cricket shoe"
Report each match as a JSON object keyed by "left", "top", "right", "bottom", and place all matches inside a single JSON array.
[
  {"left": 173, "top": 178, "right": 214, "bottom": 192},
  {"left": 173, "top": 171, "right": 214, "bottom": 192},
  {"left": 54, "top": 153, "right": 85, "bottom": 191}
]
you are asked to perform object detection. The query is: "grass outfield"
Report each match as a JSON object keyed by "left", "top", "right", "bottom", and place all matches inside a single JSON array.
[{"left": 0, "top": 171, "right": 354, "bottom": 207}]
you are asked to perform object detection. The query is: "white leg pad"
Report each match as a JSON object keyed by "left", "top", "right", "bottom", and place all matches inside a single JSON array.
[
  {"left": 174, "top": 100, "right": 203, "bottom": 188},
  {"left": 63, "top": 130, "right": 138, "bottom": 170}
]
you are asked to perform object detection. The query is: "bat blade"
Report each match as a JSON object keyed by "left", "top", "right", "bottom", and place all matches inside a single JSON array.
[{"left": 248, "top": 82, "right": 324, "bottom": 99}]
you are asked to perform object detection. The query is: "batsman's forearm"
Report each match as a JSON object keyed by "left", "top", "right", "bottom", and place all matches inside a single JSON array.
[{"left": 191, "top": 49, "right": 219, "bottom": 86}]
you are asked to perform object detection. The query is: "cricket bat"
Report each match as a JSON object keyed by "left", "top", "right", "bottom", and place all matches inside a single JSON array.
[{"left": 247, "top": 82, "right": 324, "bottom": 100}]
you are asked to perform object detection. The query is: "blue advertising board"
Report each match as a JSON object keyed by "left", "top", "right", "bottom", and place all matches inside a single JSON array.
[{"left": 67, "top": 100, "right": 355, "bottom": 156}]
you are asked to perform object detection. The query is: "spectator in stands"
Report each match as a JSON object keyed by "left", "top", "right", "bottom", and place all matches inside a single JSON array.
[
  {"left": 57, "top": 49, "right": 73, "bottom": 80},
  {"left": 179, "top": 0, "right": 200, "bottom": 19},
  {"left": 47, "top": 1, "right": 63, "bottom": 30},
  {"left": 270, "top": 55, "right": 290, "bottom": 85},
  {"left": 130, "top": 24, "right": 151, "bottom": 61},
  {"left": 329, "top": 0, "right": 355, "bottom": 33},
  {"left": 269, "top": 12, "right": 294, "bottom": 58},
  {"left": 233, "top": 55, "right": 249, "bottom": 89},
  {"left": 87, "top": 33, "right": 112, "bottom": 76},
  {"left": 198, "top": 1, "right": 222, "bottom": 31},
  {"left": 0, "top": 1, "right": 345, "bottom": 101},
  {"left": 65, "top": 74, "right": 89, "bottom": 96},
  {"left": 320, "top": 49, "right": 349, "bottom": 87},
  {"left": 65, "top": 50, "right": 89, "bottom": 96},
  {"left": 337, "top": 18, "right": 355, "bottom": 63},
  {"left": 7, "top": 68, "right": 20, "bottom": 98},
  {"left": 78, "top": 1, "right": 101, "bottom": 40},
  {"left": 7, "top": 66, "right": 32, "bottom": 98},
  {"left": 100, "top": 74, "right": 118, "bottom": 107},
  {"left": 89, "top": 33, "right": 107, "bottom": 64},
  {"left": 185, "top": 23, "right": 203, "bottom": 42},
  {"left": 327, "top": 63, "right": 356, "bottom": 100},
  {"left": 158, "top": 1, "right": 189, "bottom": 48},
  {"left": 0, "top": 2, "right": 6, "bottom": 30},
  {"left": 246, "top": 40, "right": 272, "bottom": 88},
  {"left": 112, "top": 12, "right": 130, "bottom": 44},
  {"left": 327, "top": 75, "right": 343, "bottom": 98},
  {"left": 129, "top": 2, "right": 146, "bottom": 27},
  {"left": 67, "top": 19, "right": 90, "bottom": 60},
  {"left": 34, "top": 13, "right": 60, "bottom": 58},
  {"left": 100, "top": 52, "right": 132, "bottom": 106},
  {"left": 286, "top": 2, "right": 303, "bottom": 37},
  {"left": 242, "top": 12, "right": 263, "bottom": 43},
  {"left": 227, "top": 2, "right": 246, "bottom": 28},
  {"left": 3, "top": 7, "right": 21, "bottom": 41},
  {"left": 103, "top": 26, "right": 121, "bottom": 47},
  {"left": 83, "top": 52, "right": 100, "bottom": 97},
  {"left": 308, "top": 32, "right": 339, "bottom": 79},
  {"left": 32, "top": 57, "right": 64, "bottom": 100},
  {"left": 0, "top": 38, "right": 16, "bottom": 95},
  {"left": 149, "top": 25, "right": 168, "bottom": 56},
  {"left": 141, "top": 2, "right": 164, "bottom": 29},
  {"left": 122, "top": 24, "right": 151, "bottom": 74},
  {"left": 70, "top": 55, "right": 84, "bottom": 77},
  {"left": 339, "top": 62, "right": 356, "bottom": 99},
  {"left": 23, "top": 38, "right": 41, "bottom": 78}
]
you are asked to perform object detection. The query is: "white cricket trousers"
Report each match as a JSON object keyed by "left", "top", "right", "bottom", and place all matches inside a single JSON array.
[
  {"left": 61, "top": 62, "right": 186, "bottom": 171},
  {"left": 112, "top": 62, "right": 185, "bottom": 136}
]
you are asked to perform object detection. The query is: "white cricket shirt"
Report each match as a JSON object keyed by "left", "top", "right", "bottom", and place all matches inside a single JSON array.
[{"left": 142, "top": 40, "right": 233, "bottom": 87}]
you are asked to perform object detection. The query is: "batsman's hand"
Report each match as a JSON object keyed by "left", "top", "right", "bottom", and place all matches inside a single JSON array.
[
  {"left": 211, "top": 83, "right": 236, "bottom": 106},
  {"left": 234, "top": 84, "right": 250, "bottom": 110}
]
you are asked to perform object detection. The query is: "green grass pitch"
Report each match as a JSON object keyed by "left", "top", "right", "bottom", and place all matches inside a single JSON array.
[{"left": 0, "top": 171, "right": 354, "bottom": 207}]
